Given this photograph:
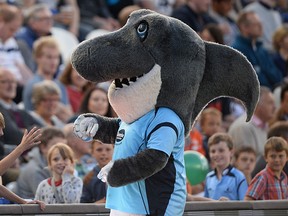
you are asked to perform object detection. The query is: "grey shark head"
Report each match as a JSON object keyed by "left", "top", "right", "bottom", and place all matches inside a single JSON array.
[{"left": 71, "top": 9, "right": 259, "bottom": 135}]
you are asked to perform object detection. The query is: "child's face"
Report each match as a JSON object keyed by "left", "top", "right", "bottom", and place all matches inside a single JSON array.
[
  {"left": 49, "top": 148, "right": 71, "bottom": 177},
  {"left": 265, "top": 150, "right": 287, "bottom": 173},
  {"left": 201, "top": 114, "right": 222, "bottom": 137},
  {"left": 92, "top": 142, "right": 113, "bottom": 168},
  {"left": 209, "top": 141, "right": 232, "bottom": 169},
  {"left": 235, "top": 152, "right": 256, "bottom": 176}
]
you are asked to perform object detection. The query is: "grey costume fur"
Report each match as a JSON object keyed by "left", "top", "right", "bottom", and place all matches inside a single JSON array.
[{"left": 71, "top": 10, "right": 259, "bottom": 188}]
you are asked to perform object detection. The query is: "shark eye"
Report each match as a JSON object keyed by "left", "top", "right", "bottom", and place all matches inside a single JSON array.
[{"left": 137, "top": 21, "right": 148, "bottom": 42}]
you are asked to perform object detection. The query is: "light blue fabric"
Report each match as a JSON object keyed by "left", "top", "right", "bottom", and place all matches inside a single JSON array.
[
  {"left": 204, "top": 165, "right": 248, "bottom": 200},
  {"left": 106, "top": 108, "right": 186, "bottom": 215}
]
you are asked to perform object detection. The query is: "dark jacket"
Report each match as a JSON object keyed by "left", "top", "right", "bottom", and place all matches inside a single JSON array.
[
  {"left": 81, "top": 165, "right": 107, "bottom": 203},
  {"left": 232, "top": 35, "right": 283, "bottom": 90}
]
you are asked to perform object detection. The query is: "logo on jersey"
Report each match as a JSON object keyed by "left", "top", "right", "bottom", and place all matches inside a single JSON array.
[{"left": 116, "top": 129, "right": 125, "bottom": 143}]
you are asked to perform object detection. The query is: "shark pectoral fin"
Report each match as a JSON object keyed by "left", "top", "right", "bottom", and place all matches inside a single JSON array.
[{"left": 192, "top": 42, "right": 260, "bottom": 122}]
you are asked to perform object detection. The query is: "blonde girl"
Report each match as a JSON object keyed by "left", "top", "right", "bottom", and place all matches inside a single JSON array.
[{"left": 35, "top": 143, "right": 83, "bottom": 203}]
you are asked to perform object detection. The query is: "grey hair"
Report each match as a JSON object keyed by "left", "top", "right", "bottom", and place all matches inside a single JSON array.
[
  {"left": 32, "top": 80, "right": 61, "bottom": 106},
  {"left": 24, "top": 3, "right": 50, "bottom": 24}
]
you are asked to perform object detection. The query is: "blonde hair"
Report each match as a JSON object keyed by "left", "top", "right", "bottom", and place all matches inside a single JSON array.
[
  {"left": 200, "top": 107, "right": 222, "bottom": 127},
  {"left": 33, "top": 36, "right": 59, "bottom": 59},
  {"left": 0, "top": 112, "right": 5, "bottom": 128},
  {"left": 32, "top": 80, "right": 61, "bottom": 106},
  {"left": 273, "top": 26, "right": 288, "bottom": 51},
  {"left": 47, "top": 143, "right": 75, "bottom": 166},
  {"left": 264, "top": 136, "right": 288, "bottom": 158}
]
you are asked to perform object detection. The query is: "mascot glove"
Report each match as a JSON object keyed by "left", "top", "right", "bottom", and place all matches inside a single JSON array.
[
  {"left": 97, "top": 160, "right": 114, "bottom": 183},
  {"left": 73, "top": 115, "right": 99, "bottom": 142}
]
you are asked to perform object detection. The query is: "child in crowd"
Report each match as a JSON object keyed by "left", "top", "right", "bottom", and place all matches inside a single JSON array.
[
  {"left": 0, "top": 112, "right": 45, "bottom": 209},
  {"left": 16, "top": 127, "right": 67, "bottom": 199},
  {"left": 204, "top": 133, "right": 248, "bottom": 200},
  {"left": 199, "top": 108, "right": 223, "bottom": 163},
  {"left": 245, "top": 137, "right": 288, "bottom": 200},
  {"left": 81, "top": 140, "right": 114, "bottom": 203},
  {"left": 35, "top": 143, "right": 83, "bottom": 204},
  {"left": 63, "top": 123, "right": 96, "bottom": 180},
  {"left": 233, "top": 146, "right": 257, "bottom": 184},
  {"left": 188, "top": 108, "right": 223, "bottom": 195}
]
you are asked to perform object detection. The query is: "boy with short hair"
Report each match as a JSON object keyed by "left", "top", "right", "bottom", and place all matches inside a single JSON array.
[
  {"left": 200, "top": 107, "right": 223, "bottom": 161},
  {"left": 204, "top": 132, "right": 248, "bottom": 200},
  {"left": 245, "top": 136, "right": 288, "bottom": 200},
  {"left": 233, "top": 146, "right": 257, "bottom": 184}
]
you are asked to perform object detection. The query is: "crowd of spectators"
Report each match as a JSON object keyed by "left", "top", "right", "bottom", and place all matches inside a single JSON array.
[{"left": 0, "top": 0, "right": 288, "bottom": 207}]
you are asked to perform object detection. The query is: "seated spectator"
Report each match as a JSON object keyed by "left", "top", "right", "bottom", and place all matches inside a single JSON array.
[
  {"left": 204, "top": 133, "right": 248, "bottom": 200},
  {"left": 16, "top": 2, "right": 78, "bottom": 64},
  {"left": 245, "top": 136, "right": 288, "bottom": 200},
  {"left": 199, "top": 107, "right": 223, "bottom": 163},
  {"left": 252, "top": 121, "right": 288, "bottom": 177},
  {"left": 22, "top": 36, "right": 73, "bottom": 122},
  {"left": 0, "top": 4, "right": 34, "bottom": 102},
  {"left": 35, "top": 143, "right": 83, "bottom": 204},
  {"left": 63, "top": 123, "right": 96, "bottom": 179},
  {"left": 228, "top": 86, "right": 276, "bottom": 159},
  {"left": 15, "top": 4, "right": 53, "bottom": 52},
  {"left": 30, "top": 80, "right": 65, "bottom": 128},
  {"left": 243, "top": 0, "right": 282, "bottom": 52},
  {"left": 81, "top": 140, "right": 113, "bottom": 203},
  {"left": 233, "top": 146, "right": 257, "bottom": 184},
  {"left": 59, "top": 62, "right": 92, "bottom": 113},
  {"left": 232, "top": 11, "right": 283, "bottom": 89},
  {"left": 0, "top": 68, "right": 41, "bottom": 146},
  {"left": 186, "top": 108, "right": 223, "bottom": 196},
  {"left": 0, "top": 113, "right": 44, "bottom": 209},
  {"left": 16, "top": 127, "right": 67, "bottom": 199},
  {"left": 68, "top": 86, "right": 114, "bottom": 123},
  {"left": 37, "top": 0, "right": 80, "bottom": 37}
]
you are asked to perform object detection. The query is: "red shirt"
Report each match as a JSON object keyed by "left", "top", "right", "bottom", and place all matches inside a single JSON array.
[
  {"left": 66, "top": 86, "right": 83, "bottom": 113},
  {"left": 246, "top": 165, "right": 288, "bottom": 200}
]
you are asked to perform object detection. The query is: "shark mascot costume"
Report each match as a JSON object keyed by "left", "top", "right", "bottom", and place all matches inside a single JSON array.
[{"left": 71, "top": 9, "right": 259, "bottom": 216}]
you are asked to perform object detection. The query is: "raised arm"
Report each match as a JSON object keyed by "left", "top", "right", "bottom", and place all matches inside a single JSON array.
[{"left": 0, "top": 127, "right": 41, "bottom": 176}]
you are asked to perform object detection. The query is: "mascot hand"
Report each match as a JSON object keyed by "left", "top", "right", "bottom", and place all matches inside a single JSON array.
[
  {"left": 97, "top": 160, "right": 114, "bottom": 183},
  {"left": 73, "top": 115, "right": 99, "bottom": 142}
]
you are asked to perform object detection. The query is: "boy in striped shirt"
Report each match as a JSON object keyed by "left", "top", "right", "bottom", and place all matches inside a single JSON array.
[{"left": 245, "top": 137, "right": 288, "bottom": 200}]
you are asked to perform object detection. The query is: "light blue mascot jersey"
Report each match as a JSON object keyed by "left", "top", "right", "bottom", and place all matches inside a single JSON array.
[{"left": 106, "top": 107, "right": 186, "bottom": 215}]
